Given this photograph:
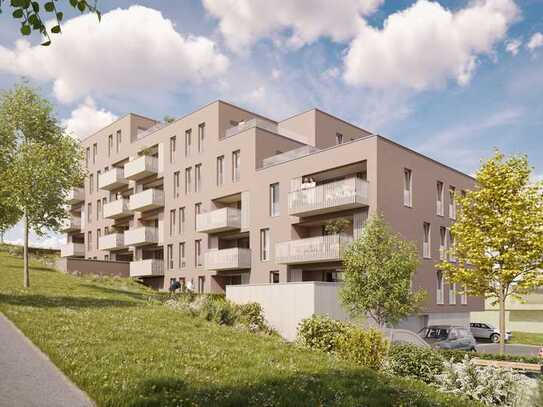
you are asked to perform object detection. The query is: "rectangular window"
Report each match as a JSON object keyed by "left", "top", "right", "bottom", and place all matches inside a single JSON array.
[
  {"left": 232, "top": 150, "right": 240, "bottom": 182},
  {"left": 195, "top": 239, "right": 202, "bottom": 267},
  {"left": 194, "top": 203, "right": 201, "bottom": 230},
  {"left": 85, "top": 147, "right": 90, "bottom": 168},
  {"left": 423, "top": 222, "right": 431, "bottom": 259},
  {"left": 116, "top": 130, "right": 121, "bottom": 153},
  {"left": 270, "top": 183, "right": 280, "bottom": 217},
  {"left": 195, "top": 164, "right": 202, "bottom": 193},
  {"left": 96, "top": 170, "right": 101, "bottom": 190},
  {"left": 108, "top": 134, "right": 113, "bottom": 157},
  {"left": 179, "top": 207, "right": 185, "bottom": 234},
  {"left": 169, "top": 209, "right": 176, "bottom": 236},
  {"left": 449, "top": 186, "right": 456, "bottom": 219},
  {"left": 197, "top": 275, "right": 205, "bottom": 294},
  {"left": 185, "top": 167, "right": 192, "bottom": 195},
  {"left": 185, "top": 129, "right": 192, "bottom": 157},
  {"left": 96, "top": 229, "right": 101, "bottom": 249},
  {"left": 104, "top": 255, "right": 109, "bottom": 261},
  {"left": 179, "top": 242, "right": 186, "bottom": 268},
  {"left": 460, "top": 284, "right": 468, "bottom": 305},
  {"left": 336, "top": 133, "right": 343, "bottom": 145},
  {"left": 198, "top": 123, "right": 205, "bottom": 153},
  {"left": 92, "top": 143, "right": 97, "bottom": 164},
  {"left": 216, "top": 155, "right": 224, "bottom": 186},
  {"left": 269, "top": 270, "right": 280, "bottom": 283},
  {"left": 173, "top": 171, "right": 180, "bottom": 198},
  {"left": 449, "top": 282, "right": 457, "bottom": 305},
  {"left": 260, "top": 228, "right": 270, "bottom": 261},
  {"left": 96, "top": 199, "right": 101, "bottom": 221},
  {"left": 448, "top": 230, "right": 456, "bottom": 262},
  {"left": 403, "top": 168, "right": 412, "bottom": 207},
  {"left": 89, "top": 174, "right": 94, "bottom": 194},
  {"left": 169, "top": 136, "right": 176, "bottom": 163},
  {"left": 104, "top": 226, "right": 109, "bottom": 235},
  {"left": 102, "top": 197, "right": 107, "bottom": 218},
  {"left": 436, "top": 181, "right": 444, "bottom": 216},
  {"left": 87, "top": 231, "right": 92, "bottom": 251},
  {"left": 439, "top": 226, "right": 447, "bottom": 260},
  {"left": 87, "top": 203, "right": 92, "bottom": 223},
  {"left": 436, "top": 271, "right": 444, "bottom": 305},
  {"left": 167, "top": 244, "right": 173, "bottom": 270}
]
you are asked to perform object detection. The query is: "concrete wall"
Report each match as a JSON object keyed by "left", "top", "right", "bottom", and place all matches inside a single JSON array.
[
  {"left": 56, "top": 258, "right": 129, "bottom": 277},
  {"left": 226, "top": 282, "right": 348, "bottom": 340}
]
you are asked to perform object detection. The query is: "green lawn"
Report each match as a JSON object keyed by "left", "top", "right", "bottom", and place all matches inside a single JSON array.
[
  {"left": 510, "top": 331, "right": 543, "bottom": 346},
  {"left": 0, "top": 252, "right": 480, "bottom": 407}
]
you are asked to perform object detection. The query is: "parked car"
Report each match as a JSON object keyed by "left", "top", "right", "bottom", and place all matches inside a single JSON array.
[
  {"left": 418, "top": 325, "right": 477, "bottom": 351},
  {"left": 470, "top": 322, "right": 512, "bottom": 343}
]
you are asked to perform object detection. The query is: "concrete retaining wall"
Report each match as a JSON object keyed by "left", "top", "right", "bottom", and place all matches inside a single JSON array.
[{"left": 56, "top": 258, "right": 130, "bottom": 278}]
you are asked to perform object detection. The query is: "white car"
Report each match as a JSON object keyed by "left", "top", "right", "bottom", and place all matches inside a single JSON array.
[{"left": 470, "top": 322, "right": 512, "bottom": 343}]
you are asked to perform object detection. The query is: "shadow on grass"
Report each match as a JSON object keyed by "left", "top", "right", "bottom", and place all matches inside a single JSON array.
[
  {"left": 3, "top": 264, "right": 55, "bottom": 273},
  {"left": 0, "top": 293, "right": 139, "bottom": 309},
  {"left": 78, "top": 284, "right": 154, "bottom": 302}
]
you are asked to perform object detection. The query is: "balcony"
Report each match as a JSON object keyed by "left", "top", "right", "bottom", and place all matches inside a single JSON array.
[
  {"left": 275, "top": 234, "right": 353, "bottom": 265},
  {"left": 103, "top": 199, "right": 132, "bottom": 219},
  {"left": 196, "top": 208, "right": 241, "bottom": 233},
  {"left": 99, "top": 168, "right": 128, "bottom": 191},
  {"left": 124, "top": 155, "right": 159, "bottom": 181},
  {"left": 124, "top": 226, "right": 159, "bottom": 247},
  {"left": 128, "top": 189, "right": 164, "bottom": 212},
  {"left": 99, "top": 233, "right": 125, "bottom": 251},
  {"left": 288, "top": 177, "right": 368, "bottom": 217},
  {"left": 60, "top": 216, "right": 81, "bottom": 232},
  {"left": 66, "top": 187, "right": 84, "bottom": 204},
  {"left": 205, "top": 248, "right": 251, "bottom": 271},
  {"left": 130, "top": 259, "right": 164, "bottom": 277},
  {"left": 60, "top": 242, "right": 85, "bottom": 257}
]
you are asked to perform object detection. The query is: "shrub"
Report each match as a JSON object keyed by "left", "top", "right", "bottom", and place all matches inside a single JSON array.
[
  {"left": 235, "top": 302, "right": 267, "bottom": 332},
  {"left": 7, "top": 245, "right": 23, "bottom": 257},
  {"left": 386, "top": 343, "right": 444, "bottom": 383},
  {"left": 297, "top": 315, "right": 349, "bottom": 353},
  {"left": 439, "top": 349, "right": 542, "bottom": 365},
  {"left": 198, "top": 295, "right": 237, "bottom": 326},
  {"left": 336, "top": 326, "right": 389, "bottom": 370}
]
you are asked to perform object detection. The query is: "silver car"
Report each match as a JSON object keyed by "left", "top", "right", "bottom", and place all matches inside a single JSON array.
[
  {"left": 418, "top": 325, "right": 477, "bottom": 351},
  {"left": 470, "top": 322, "right": 512, "bottom": 343}
]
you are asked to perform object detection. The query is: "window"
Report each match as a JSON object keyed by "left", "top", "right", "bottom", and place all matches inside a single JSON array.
[
  {"left": 167, "top": 244, "right": 173, "bottom": 270},
  {"left": 104, "top": 226, "right": 109, "bottom": 235},
  {"left": 436, "top": 271, "right": 444, "bottom": 304},
  {"left": 102, "top": 197, "right": 107, "bottom": 218},
  {"left": 195, "top": 164, "right": 202, "bottom": 193},
  {"left": 179, "top": 242, "right": 186, "bottom": 268},
  {"left": 87, "top": 202, "right": 92, "bottom": 223},
  {"left": 96, "top": 170, "right": 101, "bottom": 190},
  {"left": 195, "top": 240, "right": 202, "bottom": 267},
  {"left": 96, "top": 199, "right": 101, "bottom": 221},
  {"left": 198, "top": 123, "right": 205, "bottom": 153},
  {"left": 336, "top": 133, "right": 343, "bottom": 144},
  {"left": 423, "top": 222, "right": 431, "bottom": 258},
  {"left": 449, "top": 282, "right": 456, "bottom": 305},
  {"left": 194, "top": 203, "right": 201, "bottom": 230},
  {"left": 169, "top": 209, "right": 176, "bottom": 236},
  {"left": 232, "top": 150, "right": 240, "bottom": 182},
  {"left": 403, "top": 168, "right": 412, "bottom": 207},
  {"left": 216, "top": 155, "right": 224, "bottom": 186},
  {"left": 169, "top": 136, "right": 176, "bottom": 163},
  {"left": 436, "top": 181, "right": 444, "bottom": 216},
  {"left": 260, "top": 228, "right": 270, "bottom": 261},
  {"left": 460, "top": 284, "right": 468, "bottom": 305},
  {"left": 85, "top": 147, "right": 90, "bottom": 168},
  {"left": 179, "top": 207, "right": 185, "bottom": 234},
  {"left": 87, "top": 231, "right": 92, "bottom": 250},
  {"left": 185, "top": 129, "right": 192, "bottom": 156},
  {"left": 197, "top": 275, "right": 205, "bottom": 293},
  {"left": 104, "top": 255, "right": 109, "bottom": 261},
  {"left": 448, "top": 229, "right": 456, "bottom": 262},
  {"left": 270, "top": 183, "right": 280, "bottom": 216},
  {"left": 439, "top": 226, "right": 447, "bottom": 260},
  {"left": 173, "top": 171, "right": 180, "bottom": 198},
  {"left": 269, "top": 270, "right": 280, "bottom": 283},
  {"left": 92, "top": 143, "right": 97, "bottom": 164},
  {"left": 449, "top": 186, "right": 456, "bottom": 219},
  {"left": 185, "top": 167, "right": 192, "bottom": 194},
  {"left": 96, "top": 229, "right": 101, "bottom": 249},
  {"left": 116, "top": 130, "right": 121, "bottom": 153},
  {"left": 108, "top": 134, "right": 113, "bottom": 157},
  {"left": 89, "top": 174, "right": 94, "bottom": 194}
]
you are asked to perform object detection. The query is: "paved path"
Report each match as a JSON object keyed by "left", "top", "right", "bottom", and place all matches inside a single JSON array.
[
  {"left": 0, "top": 313, "right": 94, "bottom": 407},
  {"left": 476, "top": 343, "right": 542, "bottom": 357}
]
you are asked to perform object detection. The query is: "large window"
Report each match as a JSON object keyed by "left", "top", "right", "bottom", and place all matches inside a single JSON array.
[
  {"left": 169, "top": 209, "right": 176, "bottom": 236},
  {"left": 173, "top": 171, "right": 180, "bottom": 198},
  {"left": 96, "top": 199, "right": 101, "bottom": 221},
  {"left": 116, "top": 130, "right": 121, "bottom": 153},
  {"left": 87, "top": 231, "right": 92, "bottom": 250},
  {"left": 194, "top": 203, "right": 201, "bottom": 230},
  {"left": 269, "top": 270, "right": 280, "bottom": 283},
  {"left": 232, "top": 150, "right": 240, "bottom": 182},
  {"left": 260, "top": 228, "right": 270, "bottom": 261},
  {"left": 423, "top": 222, "right": 431, "bottom": 259},
  {"left": 198, "top": 123, "right": 205, "bottom": 153},
  {"left": 195, "top": 240, "right": 202, "bottom": 267},
  {"left": 448, "top": 230, "right": 456, "bottom": 262},
  {"left": 179, "top": 207, "right": 185, "bottom": 234},
  {"left": 96, "top": 229, "right": 101, "bottom": 250},
  {"left": 449, "top": 186, "right": 456, "bottom": 219},
  {"left": 87, "top": 202, "right": 92, "bottom": 223},
  {"left": 460, "top": 284, "right": 468, "bottom": 305},
  {"left": 92, "top": 143, "right": 97, "bottom": 164},
  {"left": 96, "top": 170, "right": 101, "bottom": 190},
  {"left": 439, "top": 226, "right": 447, "bottom": 260},
  {"left": 169, "top": 136, "right": 176, "bottom": 163},
  {"left": 89, "top": 174, "right": 94, "bottom": 194},
  {"left": 185, "top": 167, "right": 192, "bottom": 195},
  {"left": 216, "top": 155, "right": 224, "bottom": 186},
  {"left": 197, "top": 275, "right": 205, "bottom": 293},
  {"left": 108, "top": 134, "right": 113, "bottom": 157},
  {"left": 185, "top": 129, "right": 192, "bottom": 157},
  {"left": 270, "top": 183, "right": 280, "bottom": 217},
  {"left": 85, "top": 147, "right": 90, "bottom": 168},
  {"left": 167, "top": 244, "right": 173, "bottom": 270},
  {"left": 403, "top": 168, "right": 412, "bottom": 207},
  {"left": 436, "top": 271, "right": 444, "bottom": 305},
  {"left": 436, "top": 181, "right": 444, "bottom": 216},
  {"left": 179, "top": 242, "right": 186, "bottom": 268},
  {"left": 195, "top": 164, "right": 202, "bottom": 193},
  {"left": 449, "top": 282, "right": 457, "bottom": 305},
  {"left": 336, "top": 133, "right": 343, "bottom": 145}
]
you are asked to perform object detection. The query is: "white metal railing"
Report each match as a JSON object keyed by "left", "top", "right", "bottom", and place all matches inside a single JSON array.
[
  {"left": 436, "top": 200, "right": 443, "bottom": 216},
  {"left": 67, "top": 187, "right": 85, "bottom": 204},
  {"left": 60, "top": 216, "right": 81, "bottom": 231},
  {"left": 205, "top": 248, "right": 251, "bottom": 270},
  {"left": 99, "top": 167, "right": 127, "bottom": 190},
  {"left": 103, "top": 199, "right": 132, "bottom": 219},
  {"left": 60, "top": 242, "right": 85, "bottom": 257},
  {"left": 129, "top": 189, "right": 164, "bottom": 211},
  {"left": 99, "top": 233, "right": 125, "bottom": 251},
  {"left": 133, "top": 123, "right": 167, "bottom": 142},
  {"left": 124, "top": 226, "right": 158, "bottom": 246},
  {"left": 196, "top": 208, "right": 241, "bottom": 233},
  {"left": 224, "top": 118, "right": 277, "bottom": 138},
  {"left": 130, "top": 259, "right": 164, "bottom": 277},
  {"left": 262, "top": 146, "right": 320, "bottom": 168},
  {"left": 423, "top": 242, "right": 431, "bottom": 258},
  {"left": 403, "top": 190, "right": 412, "bottom": 207},
  {"left": 288, "top": 177, "right": 368, "bottom": 215},
  {"left": 124, "top": 155, "right": 159, "bottom": 180},
  {"left": 275, "top": 234, "right": 353, "bottom": 264}
]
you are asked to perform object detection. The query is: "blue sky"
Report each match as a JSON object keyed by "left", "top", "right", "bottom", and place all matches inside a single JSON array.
[{"left": 0, "top": 0, "right": 542, "bottom": 247}]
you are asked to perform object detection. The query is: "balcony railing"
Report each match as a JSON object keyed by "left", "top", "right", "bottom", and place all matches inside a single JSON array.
[
  {"left": 275, "top": 234, "right": 353, "bottom": 265},
  {"left": 124, "top": 155, "right": 159, "bottom": 181},
  {"left": 130, "top": 259, "right": 164, "bottom": 277},
  {"left": 205, "top": 248, "right": 251, "bottom": 271},
  {"left": 99, "top": 167, "right": 128, "bottom": 191},
  {"left": 60, "top": 242, "right": 85, "bottom": 257},
  {"left": 124, "top": 226, "right": 159, "bottom": 247},
  {"left": 103, "top": 199, "right": 132, "bottom": 219},
  {"left": 288, "top": 177, "right": 368, "bottom": 217},
  {"left": 128, "top": 189, "right": 164, "bottom": 212},
  {"left": 196, "top": 208, "right": 241, "bottom": 233},
  {"left": 225, "top": 118, "right": 277, "bottom": 138},
  {"left": 60, "top": 216, "right": 81, "bottom": 232},
  {"left": 99, "top": 233, "right": 125, "bottom": 251},
  {"left": 66, "top": 187, "right": 85, "bottom": 205}
]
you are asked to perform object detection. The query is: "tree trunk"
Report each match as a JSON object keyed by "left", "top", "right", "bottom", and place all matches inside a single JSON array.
[
  {"left": 498, "top": 291, "right": 506, "bottom": 355},
  {"left": 23, "top": 210, "right": 29, "bottom": 288}
]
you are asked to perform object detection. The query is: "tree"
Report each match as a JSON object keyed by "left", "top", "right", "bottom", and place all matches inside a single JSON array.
[
  {"left": 0, "top": 83, "right": 85, "bottom": 287},
  {"left": 340, "top": 215, "right": 426, "bottom": 328},
  {"left": 0, "top": 0, "right": 101, "bottom": 46},
  {"left": 439, "top": 150, "right": 543, "bottom": 354}
]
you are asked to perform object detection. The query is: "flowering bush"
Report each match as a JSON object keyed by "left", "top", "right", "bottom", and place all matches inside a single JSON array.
[{"left": 386, "top": 343, "right": 444, "bottom": 383}]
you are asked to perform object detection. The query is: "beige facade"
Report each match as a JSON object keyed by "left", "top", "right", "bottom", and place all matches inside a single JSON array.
[{"left": 62, "top": 100, "right": 483, "bottom": 320}]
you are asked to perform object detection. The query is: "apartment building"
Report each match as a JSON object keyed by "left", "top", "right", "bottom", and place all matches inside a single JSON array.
[{"left": 61, "top": 100, "right": 483, "bottom": 326}]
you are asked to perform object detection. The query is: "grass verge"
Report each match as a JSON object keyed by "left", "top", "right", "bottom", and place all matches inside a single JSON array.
[{"left": 510, "top": 332, "right": 543, "bottom": 347}]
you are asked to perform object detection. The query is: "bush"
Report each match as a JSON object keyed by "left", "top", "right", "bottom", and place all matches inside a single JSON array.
[
  {"left": 439, "top": 349, "right": 542, "bottom": 365},
  {"left": 297, "top": 315, "right": 349, "bottom": 353},
  {"left": 336, "top": 326, "right": 389, "bottom": 370},
  {"left": 235, "top": 302, "right": 267, "bottom": 332},
  {"left": 198, "top": 295, "right": 237, "bottom": 326},
  {"left": 386, "top": 343, "right": 444, "bottom": 383}
]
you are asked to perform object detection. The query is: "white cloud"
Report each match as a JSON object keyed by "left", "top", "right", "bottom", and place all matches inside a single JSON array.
[
  {"left": 505, "top": 38, "right": 522, "bottom": 55},
  {"left": 4, "top": 222, "right": 64, "bottom": 250},
  {"left": 62, "top": 97, "right": 117, "bottom": 139},
  {"left": 344, "top": 0, "right": 520, "bottom": 90},
  {"left": 526, "top": 32, "right": 543, "bottom": 52},
  {"left": 202, "top": 0, "right": 383, "bottom": 51},
  {"left": 271, "top": 68, "right": 281, "bottom": 80},
  {"left": 0, "top": 6, "right": 228, "bottom": 103}
]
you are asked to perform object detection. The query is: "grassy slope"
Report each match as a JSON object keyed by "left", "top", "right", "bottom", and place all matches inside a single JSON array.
[
  {"left": 510, "top": 332, "right": 543, "bottom": 346},
  {"left": 0, "top": 252, "right": 479, "bottom": 407}
]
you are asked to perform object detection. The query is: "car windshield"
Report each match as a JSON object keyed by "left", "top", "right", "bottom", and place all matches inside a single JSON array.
[{"left": 424, "top": 328, "right": 449, "bottom": 339}]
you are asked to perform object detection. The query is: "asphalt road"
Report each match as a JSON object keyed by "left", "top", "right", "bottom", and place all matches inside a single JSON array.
[
  {"left": 476, "top": 343, "right": 542, "bottom": 356},
  {"left": 0, "top": 313, "right": 94, "bottom": 407}
]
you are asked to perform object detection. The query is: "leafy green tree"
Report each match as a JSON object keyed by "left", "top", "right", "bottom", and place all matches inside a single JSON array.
[
  {"left": 0, "top": 83, "right": 85, "bottom": 287},
  {"left": 439, "top": 150, "right": 543, "bottom": 354},
  {"left": 340, "top": 215, "right": 426, "bottom": 328},
  {"left": 0, "top": 0, "right": 101, "bottom": 46}
]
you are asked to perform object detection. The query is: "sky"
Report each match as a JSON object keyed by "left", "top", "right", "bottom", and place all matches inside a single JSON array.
[{"left": 1, "top": 0, "right": 542, "bottom": 248}]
